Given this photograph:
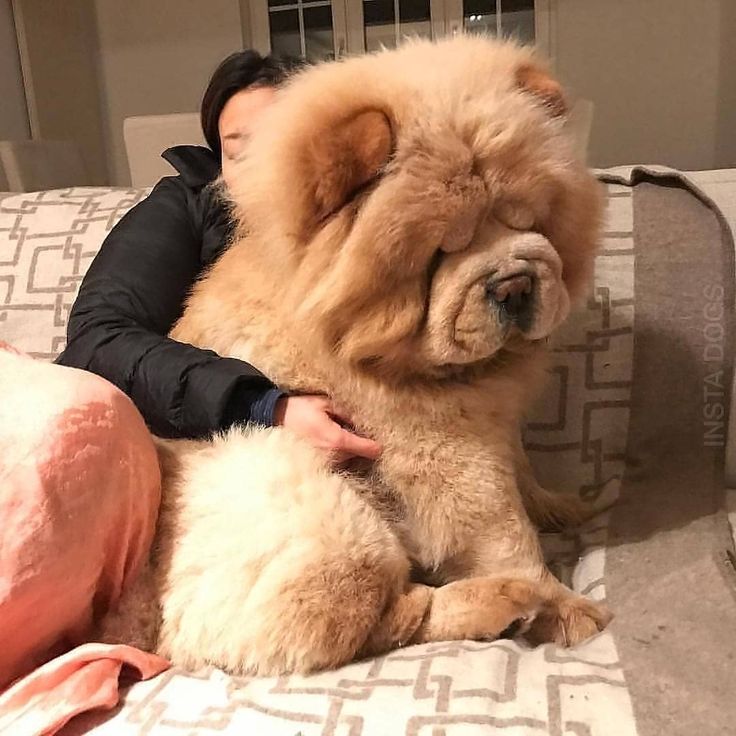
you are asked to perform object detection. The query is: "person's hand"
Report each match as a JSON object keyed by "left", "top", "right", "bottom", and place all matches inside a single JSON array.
[{"left": 273, "top": 395, "right": 381, "bottom": 464}]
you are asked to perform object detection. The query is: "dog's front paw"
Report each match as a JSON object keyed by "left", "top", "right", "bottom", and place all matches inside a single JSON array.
[
  {"left": 526, "top": 594, "right": 612, "bottom": 646},
  {"left": 425, "top": 577, "right": 544, "bottom": 643},
  {"left": 492, "top": 579, "right": 544, "bottom": 637}
]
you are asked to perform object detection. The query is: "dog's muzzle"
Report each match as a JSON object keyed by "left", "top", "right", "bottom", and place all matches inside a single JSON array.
[
  {"left": 485, "top": 272, "right": 535, "bottom": 331},
  {"left": 420, "top": 226, "right": 570, "bottom": 367}
]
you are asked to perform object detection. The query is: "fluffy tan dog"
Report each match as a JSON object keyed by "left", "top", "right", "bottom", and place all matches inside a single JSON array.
[{"left": 103, "top": 35, "right": 610, "bottom": 675}]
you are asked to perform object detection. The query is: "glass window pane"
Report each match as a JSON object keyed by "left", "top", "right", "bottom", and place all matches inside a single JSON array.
[
  {"left": 363, "top": 0, "right": 394, "bottom": 26},
  {"left": 304, "top": 4, "right": 334, "bottom": 61},
  {"left": 268, "top": 0, "right": 292, "bottom": 7},
  {"left": 502, "top": 0, "right": 534, "bottom": 11},
  {"left": 364, "top": 0, "right": 396, "bottom": 53},
  {"left": 399, "top": 0, "right": 431, "bottom": 41},
  {"left": 464, "top": 0, "right": 494, "bottom": 15},
  {"left": 501, "top": 5, "right": 535, "bottom": 44},
  {"left": 270, "top": 9, "right": 302, "bottom": 58},
  {"left": 399, "top": 0, "right": 429, "bottom": 23},
  {"left": 463, "top": 0, "right": 496, "bottom": 36},
  {"left": 464, "top": 0, "right": 535, "bottom": 43}
]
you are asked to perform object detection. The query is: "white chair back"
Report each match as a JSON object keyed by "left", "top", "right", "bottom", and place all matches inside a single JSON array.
[{"left": 123, "top": 113, "right": 205, "bottom": 188}]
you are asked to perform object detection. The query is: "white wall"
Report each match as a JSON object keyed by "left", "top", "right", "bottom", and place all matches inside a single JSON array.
[
  {"left": 715, "top": 0, "right": 736, "bottom": 169},
  {"left": 551, "top": 0, "right": 734, "bottom": 170},
  {"left": 13, "top": 0, "right": 109, "bottom": 183},
  {"left": 94, "top": 0, "right": 244, "bottom": 186},
  {"left": 0, "top": 0, "right": 29, "bottom": 141}
]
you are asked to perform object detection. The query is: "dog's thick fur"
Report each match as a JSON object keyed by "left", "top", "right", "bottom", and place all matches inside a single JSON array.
[{"left": 102, "top": 36, "right": 610, "bottom": 674}]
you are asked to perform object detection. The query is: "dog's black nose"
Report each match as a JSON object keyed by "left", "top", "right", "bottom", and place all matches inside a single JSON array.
[{"left": 486, "top": 273, "right": 534, "bottom": 328}]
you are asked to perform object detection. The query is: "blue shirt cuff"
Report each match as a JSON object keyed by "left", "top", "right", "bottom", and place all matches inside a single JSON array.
[{"left": 248, "top": 387, "right": 286, "bottom": 427}]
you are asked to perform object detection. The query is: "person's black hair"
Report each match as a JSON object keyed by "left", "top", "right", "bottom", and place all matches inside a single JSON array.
[{"left": 200, "top": 50, "right": 302, "bottom": 160}]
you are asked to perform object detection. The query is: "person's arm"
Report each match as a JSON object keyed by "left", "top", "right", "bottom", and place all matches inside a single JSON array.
[{"left": 57, "top": 177, "right": 282, "bottom": 438}]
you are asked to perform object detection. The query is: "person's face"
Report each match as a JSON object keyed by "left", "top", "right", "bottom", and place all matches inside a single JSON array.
[{"left": 219, "top": 85, "right": 277, "bottom": 188}]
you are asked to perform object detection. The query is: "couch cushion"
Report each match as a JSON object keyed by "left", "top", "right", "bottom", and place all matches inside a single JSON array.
[
  {"left": 2, "top": 172, "right": 736, "bottom": 736},
  {"left": 0, "top": 187, "right": 149, "bottom": 359}
]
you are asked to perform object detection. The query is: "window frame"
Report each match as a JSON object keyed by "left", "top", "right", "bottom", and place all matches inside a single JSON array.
[{"left": 247, "top": 0, "right": 553, "bottom": 61}]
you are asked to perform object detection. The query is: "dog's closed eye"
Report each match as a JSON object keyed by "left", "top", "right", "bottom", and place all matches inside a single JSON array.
[{"left": 494, "top": 200, "right": 536, "bottom": 232}]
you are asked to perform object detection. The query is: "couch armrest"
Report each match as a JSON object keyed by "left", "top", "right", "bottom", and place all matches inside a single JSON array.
[{"left": 684, "top": 170, "right": 736, "bottom": 486}]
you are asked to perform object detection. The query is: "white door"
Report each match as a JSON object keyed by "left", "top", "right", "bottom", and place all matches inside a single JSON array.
[
  {"left": 446, "top": 0, "right": 537, "bottom": 42},
  {"left": 249, "top": 0, "right": 349, "bottom": 60},
  {"left": 248, "top": 0, "right": 550, "bottom": 59},
  {"left": 350, "top": 0, "right": 440, "bottom": 54}
]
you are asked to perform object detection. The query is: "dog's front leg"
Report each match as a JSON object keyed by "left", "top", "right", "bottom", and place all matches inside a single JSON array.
[{"left": 442, "top": 474, "right": 612, "bottom": 647}]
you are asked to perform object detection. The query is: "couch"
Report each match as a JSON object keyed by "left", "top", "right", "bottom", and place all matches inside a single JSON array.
[{"left": 1, "top": 168, "right": 735, "bottom": 736}]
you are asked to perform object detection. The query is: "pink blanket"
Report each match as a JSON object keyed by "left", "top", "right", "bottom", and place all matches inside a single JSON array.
[{"left": 0, "top": 345, "right": 169, "bottom": 734}]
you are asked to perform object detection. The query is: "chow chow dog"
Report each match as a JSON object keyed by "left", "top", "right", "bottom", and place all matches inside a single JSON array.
[{"left": 103, "top": 35, "right": 610, "bottom": 674}]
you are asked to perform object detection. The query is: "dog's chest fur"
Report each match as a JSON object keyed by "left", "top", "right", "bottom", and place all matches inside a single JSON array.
[{"left": 174, "top": 290, "right": 528, "bottom": 575}]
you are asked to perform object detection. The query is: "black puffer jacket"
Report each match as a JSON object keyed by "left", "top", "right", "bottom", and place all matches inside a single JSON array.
[{"left": 56, "top": 145, "right": 283, "bottom": 439}]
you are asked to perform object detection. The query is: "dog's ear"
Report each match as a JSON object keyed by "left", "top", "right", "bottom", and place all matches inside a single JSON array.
[
  {"left": 515, "top": 63, "right": 567, "bottom": 118},
  {"left": 304, "top": 110, "right": 392, "bottom": 225}
]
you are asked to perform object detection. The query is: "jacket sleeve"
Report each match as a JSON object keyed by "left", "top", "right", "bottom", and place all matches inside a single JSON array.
[{"left": 56, "top": 177, "right": 283, "bottom": 438}]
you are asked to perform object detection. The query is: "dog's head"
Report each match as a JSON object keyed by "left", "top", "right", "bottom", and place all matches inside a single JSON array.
[{"left": 232, "top": 37, "right": 602, "bottom": 381}]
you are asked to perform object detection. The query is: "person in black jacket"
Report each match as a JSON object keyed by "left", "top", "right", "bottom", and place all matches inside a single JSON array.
[{"left": 57, "top": 51, "right": 380, "bottom": 463}]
